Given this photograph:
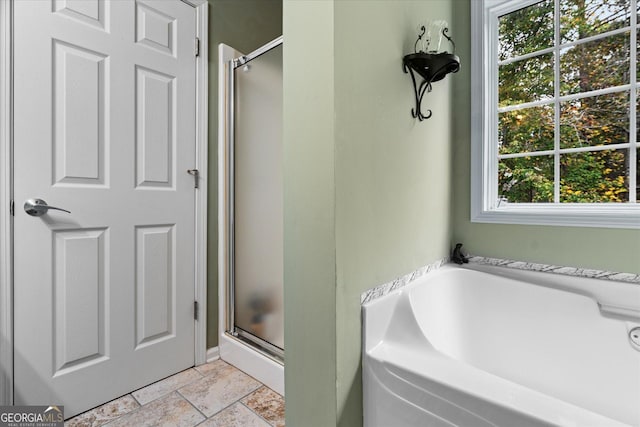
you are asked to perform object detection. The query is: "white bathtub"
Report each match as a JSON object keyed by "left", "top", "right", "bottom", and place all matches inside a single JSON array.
[{"left": 363, "top": 264, "right": 640, "bottom": 427}]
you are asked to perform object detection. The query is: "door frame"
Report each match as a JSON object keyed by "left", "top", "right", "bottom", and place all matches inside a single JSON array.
[{"left": 0, "top": 0, "right": 209, "bottom": 405}]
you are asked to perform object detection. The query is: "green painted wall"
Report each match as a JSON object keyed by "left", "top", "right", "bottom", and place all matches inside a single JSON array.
[
  {"left": 284, "top": 1, "right": 455, "bottom": 425},
  {"left": 206, "top": 0, "right": 282, "bottom": 348},
  {"left": 334, "top": 1, "right": 455, "bottom": 425},
  {"left": 450, "top": 0, "right": 640, "bottom": 274},
  {"left": 283, "top": 2, "right": 338, "bottom": 426}
]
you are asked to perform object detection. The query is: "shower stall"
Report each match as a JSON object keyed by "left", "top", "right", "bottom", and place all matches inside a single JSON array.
[{"left": 218, "top": 37, "right": 284, "bottom": 394}]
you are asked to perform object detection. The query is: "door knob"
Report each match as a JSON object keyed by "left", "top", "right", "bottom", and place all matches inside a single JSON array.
[{"left": 24, "top": 198, "right": 71, "bottom": 217}]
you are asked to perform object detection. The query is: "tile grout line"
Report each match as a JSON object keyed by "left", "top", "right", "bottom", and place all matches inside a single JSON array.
[
  {"left": 239, "top": 401, "right": 275, "bottom": 427},
  {"left": 175, "top": 389, "right": 209, "bottom": 422},
  {"left": 101, "top": 391, "right": 201, "bottom": 427},
  {"left": 195, "top": 382, "right": 264, "bottom": 421},
  {"left": 99, "top": 393, "right": 153, "bottom": 427},
  {"left": 236, "top": 385, "right": 279, "bottom": 426},
  {"left": 65, "top": 393, "right": 139, "bottom": 427},
  {"left": 130, "top": 367, "right": 206, "bottom": 407},
  {"left": 236, "top": 383, "right": 266, "bottom": 405},
  {"left": 100, "top": 364, "right": 220, "bottom": 424},
  {"left": 130, "top": 392, "right": 144, "bottom": 407},
  {"left": 127, "top": 367, "right": 213, "bottom": 422},
  {"left": 184, "top": 361, "right": 261, "bottom": 419}
]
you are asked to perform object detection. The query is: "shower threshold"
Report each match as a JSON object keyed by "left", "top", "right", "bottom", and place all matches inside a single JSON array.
[{"left": 229, "top": 328, "right": 284, "bottom": 365}]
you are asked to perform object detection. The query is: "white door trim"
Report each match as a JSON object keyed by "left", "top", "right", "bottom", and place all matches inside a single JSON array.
[
  {"left": 191, "top": 0, "right": 209, "bottom": 367},
  {"left": 0, "top": 0, "right": 13, "bottom": 407},
  {"left": 0, "top": 0, "right": 208, "bottom": 405}
]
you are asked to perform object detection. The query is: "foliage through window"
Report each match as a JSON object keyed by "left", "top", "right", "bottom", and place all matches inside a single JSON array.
[{"left": 496, "top": 0, "right": 638, "bottom": 204}]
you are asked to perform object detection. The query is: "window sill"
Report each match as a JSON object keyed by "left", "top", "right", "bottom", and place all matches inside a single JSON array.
[{"left": 471, "top": 205, "right": 640, "bottom": 229}]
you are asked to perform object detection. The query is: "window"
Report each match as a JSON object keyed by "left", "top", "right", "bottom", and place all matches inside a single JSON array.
[{"left": 471, "top": 0, "right": 640, "bottom": 228}]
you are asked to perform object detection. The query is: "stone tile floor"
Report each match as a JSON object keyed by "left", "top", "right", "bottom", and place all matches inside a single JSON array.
[{"left": 65, "top": 360, "right": 285, "bottom": 427}]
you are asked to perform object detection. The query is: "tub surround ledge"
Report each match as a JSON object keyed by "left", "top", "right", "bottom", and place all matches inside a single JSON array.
[
  {"left": 469, "top": 256, "right": 640, "bottom": 284},
  {"left": 361, "top": 255, "right": 640, "bottom": 305},
  {"left": 360, "top": 258, "right": 448, "bottom": 305}
]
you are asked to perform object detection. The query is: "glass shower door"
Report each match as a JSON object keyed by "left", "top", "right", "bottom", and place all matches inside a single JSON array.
[{"left": 230, "top": 39, "right": 283, "bottom": 358}]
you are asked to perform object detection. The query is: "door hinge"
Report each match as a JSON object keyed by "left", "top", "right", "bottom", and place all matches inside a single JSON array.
[
  {"left": 10, "top": 200, "right": 14, "bottom": 216},
  {"left": 194, "top": 301, "right": 199, "bottom": 321},
  {"left": 194, "top": 37, "right": 200, "bottom": 57}
]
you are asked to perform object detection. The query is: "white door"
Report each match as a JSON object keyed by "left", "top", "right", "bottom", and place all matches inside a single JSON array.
[{"left": 13, "top": 0, "right": 197, "bottom": 417}]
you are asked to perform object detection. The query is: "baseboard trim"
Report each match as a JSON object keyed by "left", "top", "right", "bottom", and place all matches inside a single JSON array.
[{"left": 205, "top": 346, "right": 220, "bottom": 363}]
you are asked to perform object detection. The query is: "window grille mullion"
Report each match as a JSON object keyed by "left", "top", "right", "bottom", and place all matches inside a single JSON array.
[
  {"left": 629, "top": 0, "right": 637, "bottom": 203},
  {"left": 490, "top": 11, "right": 500, "bottom": 209},
  {"left": 498, "top": 143, "right": 633, "bottom": 160},
  {"left": 498, "top": 84, "right": 633, "bottom": 113},
  {"left": 498, "top": 25, "right": 633, "bottom": 67},
  {"left": 553, "top": 0, "right": 561, "bottom": 204}
]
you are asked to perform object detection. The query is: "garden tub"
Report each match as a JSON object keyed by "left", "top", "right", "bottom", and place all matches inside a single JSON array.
[{"left": 362, "top": 264, "right": 640, "bottom": 427}]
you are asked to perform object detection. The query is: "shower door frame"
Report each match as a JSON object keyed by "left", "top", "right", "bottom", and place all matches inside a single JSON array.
[{"left": 218, "top": 36, "right": 285, "bottom": 394}]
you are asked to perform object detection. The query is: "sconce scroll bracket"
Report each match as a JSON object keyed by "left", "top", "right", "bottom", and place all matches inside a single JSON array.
[
  {"left": 403, "top": 61, "right": 433, "bottom": 121},
  {"left": 403, "top": 27, "right": 460, "bottom": 121}
]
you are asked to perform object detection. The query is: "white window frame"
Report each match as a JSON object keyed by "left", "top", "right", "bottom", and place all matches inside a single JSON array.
[{"left": 471, "top": 0, "right": 640, "bottom": 229}]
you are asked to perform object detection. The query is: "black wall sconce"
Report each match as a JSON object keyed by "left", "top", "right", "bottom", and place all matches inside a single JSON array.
[{"left": 403, "top": 24, "right": 460, "bottom": 121}]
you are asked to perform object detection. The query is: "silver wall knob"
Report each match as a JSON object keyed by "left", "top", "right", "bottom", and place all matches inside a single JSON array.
[{"left": 24, "top": 198, "right": 71, "bottom": 217}]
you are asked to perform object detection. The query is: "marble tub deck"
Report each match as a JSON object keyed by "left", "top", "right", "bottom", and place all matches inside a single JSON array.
[{"left": 65, "top": 360, "right": 285, "bottom": 427}]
